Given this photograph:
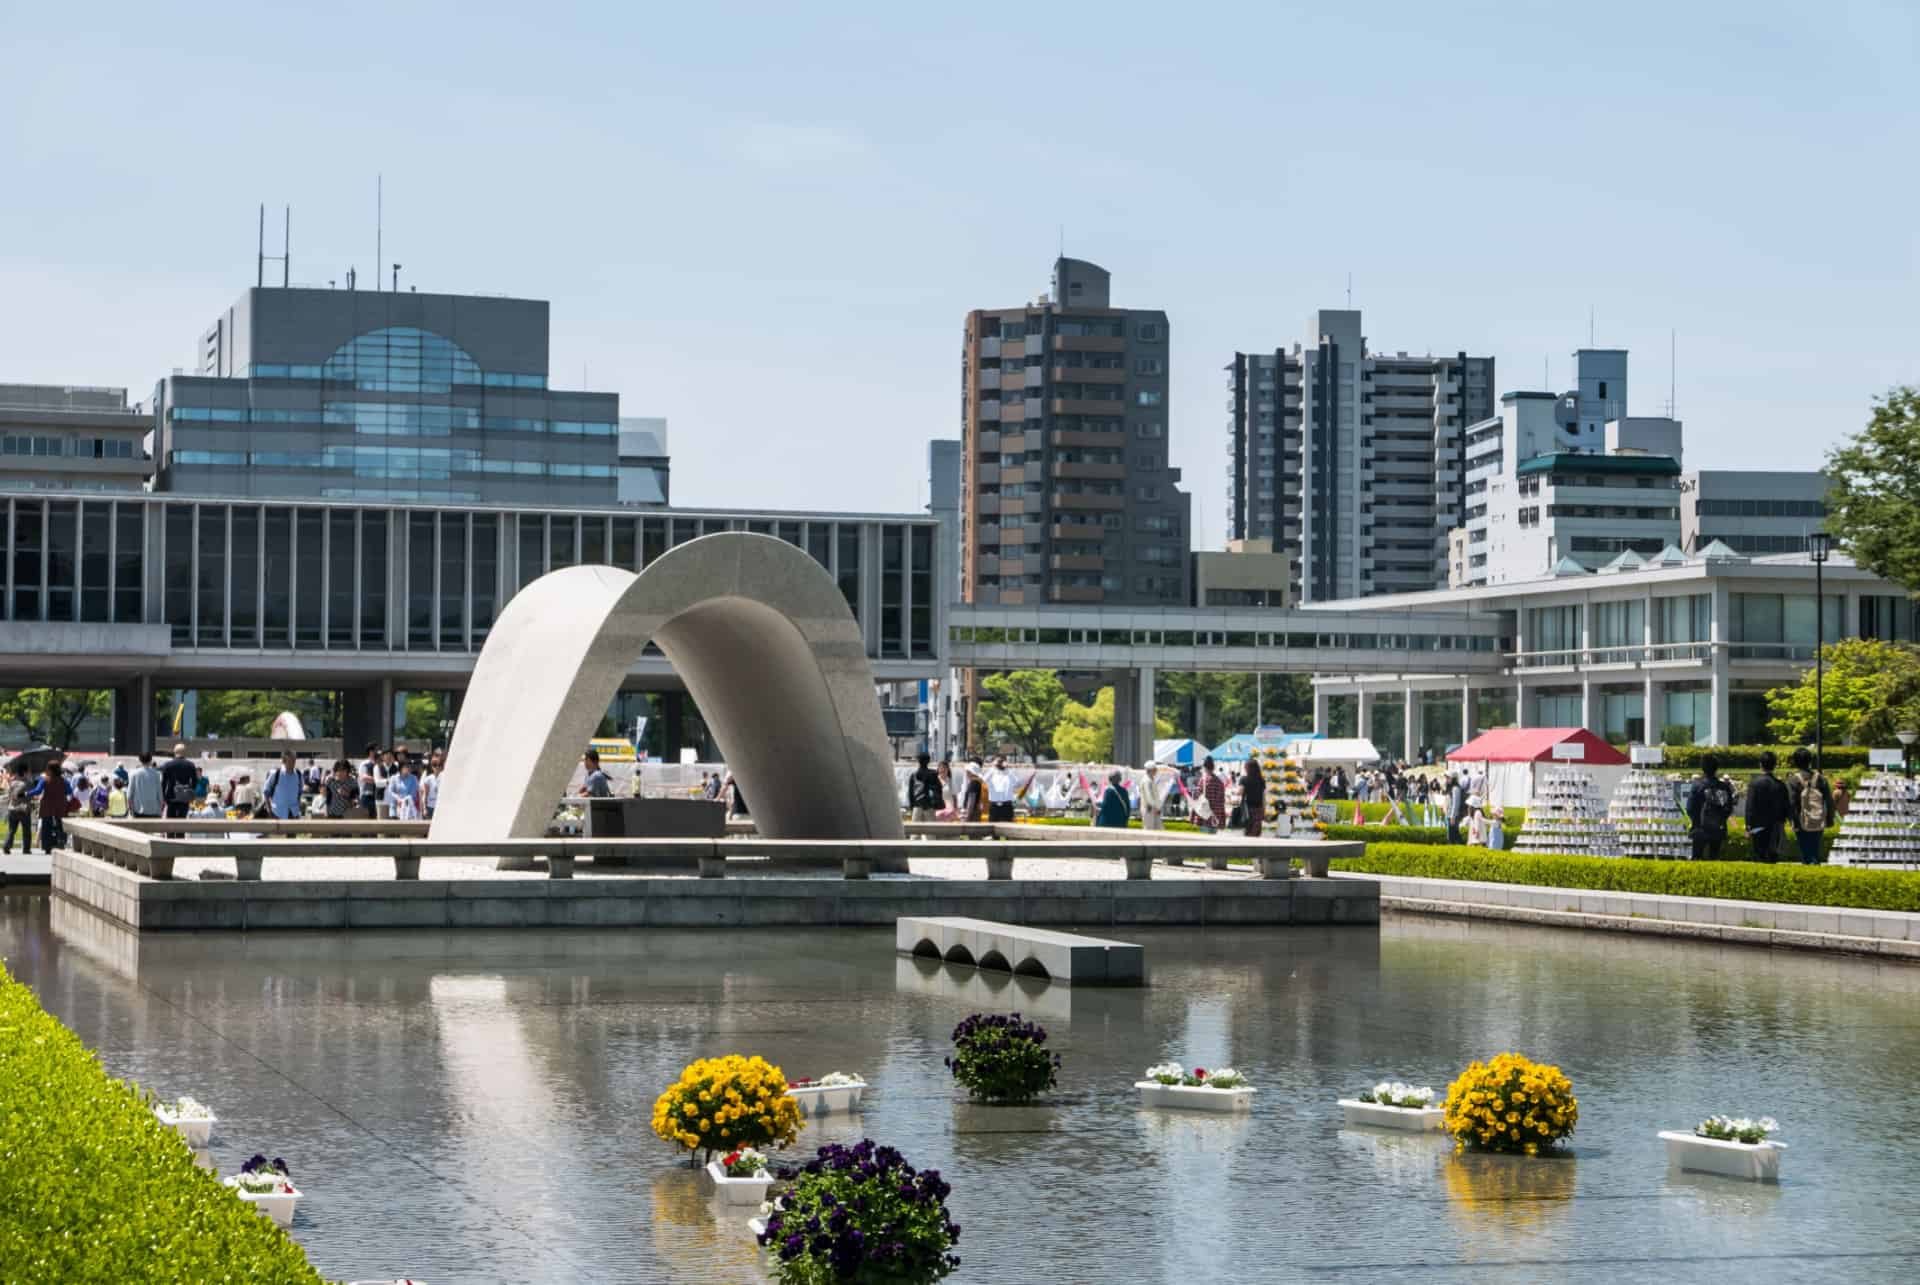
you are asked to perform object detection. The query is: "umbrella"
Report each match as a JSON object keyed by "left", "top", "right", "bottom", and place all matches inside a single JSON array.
[{"left": 5, "top": 745, "right": 62, "bottom": 777}]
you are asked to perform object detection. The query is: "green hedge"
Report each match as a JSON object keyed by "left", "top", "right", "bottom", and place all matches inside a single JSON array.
[
  {"left": 1325, "top": 823, "right": 1452, "bottom": 844},
  {"left": 1661, "top": 745, "right": 1873, "bottom": 771},
  {"left": 1333, "top": 844, "right": 1920, "bottom": 912},
  {"left": 0, "top": 962, "right": 328, "bottom": 1284}
]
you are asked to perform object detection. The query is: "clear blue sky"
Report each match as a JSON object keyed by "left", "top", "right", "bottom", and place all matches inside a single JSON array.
[{"left": 4, "top": 1, "right": 1914, "bottom": 544}]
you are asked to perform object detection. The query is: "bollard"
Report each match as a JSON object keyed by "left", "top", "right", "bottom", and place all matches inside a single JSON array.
[
  {"left": 698, "top": 855, "right": 728, "bottom": 879},
  {"left": 842, "top": 855, "right": 873, "bottom": 880},
  {"left": 1123, "top": 854, "right": 1153, "bottom": 880}
]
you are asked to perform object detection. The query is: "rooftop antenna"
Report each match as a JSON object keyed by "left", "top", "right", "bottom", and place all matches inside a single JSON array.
[
  {"left": 1346, "top": 272, "right": 1352, "bottom": 308},
  {"left": 1588, "top": 304, "right": 1595, "bottom": 347},
  {"left": 257, "top": 203, "right": 290, "bottom": 287},
  {"left": 376, "top": 174, "right": 383, "bottom": 292},
  {"left": 1670, "top": 329, "right": 1677, "bottom": 418}
]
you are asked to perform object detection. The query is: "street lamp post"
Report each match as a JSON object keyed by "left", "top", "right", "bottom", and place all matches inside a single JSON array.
[
  {"left": 1809, "top": 532, "right": 1832, "bottom": 774},
  {"left": 1900, "top": 729, "right": 1918, "bottom": 780}
]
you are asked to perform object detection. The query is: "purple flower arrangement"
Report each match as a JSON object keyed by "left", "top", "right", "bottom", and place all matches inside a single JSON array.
[
  {"left": 756, "top": 1140, "right": 960, "bottom": 1283},
  {"left": 944, "top": 1012, "right": 1061, "bottom": 1104}
]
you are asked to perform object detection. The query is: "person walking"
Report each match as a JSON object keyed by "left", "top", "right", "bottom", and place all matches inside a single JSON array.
[
  {"left": 107, "top": 776, "right": 129, "bottom": 818},
  {"left": 907, "top": 752, "right": 943, "bottom": 823},
  {"left": 1744, "top": 751, "right": 1791, "bottom": 863},
  {"left": 264, "top": 750, "right": 304, "bottom": 820},
  {"left": 1198, "top": 757, "right": 1228, "bottom": 833},
  {"left": 1686, "top": 755, "right": 1736, "bottom": 861},
  {"left": 1094, "top": 769, "right": 1131, "bottom": 828},
  {"left": 359, "top": 743, "right": 384, "bottom": 819},
  {"left": 1139, "top": 763, "right": 1165, "bottom": 831},
  {"left": 159, "top": 743, "right": 197, "bottom": 821},
  {"left": 388, "top": 759, "right": 422, "bottom": 820},
  {"left": 127, "top": 752, "right": 163, "bottom": 820},
  {"left": 1241, "top": 759, "right": 1267, "bottom": 837},
  {"left": 1487, "top": 800, "right": 1507, "bottom": 851},
  {"left": 985, "top": 756, "right": 1016, "bottom": 823},
  {"left": 36, "top": 763, "right": 69, "bottom": 852},
  {"left": 934, "top": 760, "right": 957, "bottom": 820},
  {"left": 1833, "top": 778, "right": 1852, "bottom": 817},
  {"left": 960, "top": 758, "right": 985, "bottom": 823},
  {"left": 1786, "top": 747, "right": 1835, "bottom": 866},
  {"left": 3, "top": 770, "right": 29, "bottom": 854},
  {"left": 1446, "top": 773, "right": 1468, "bottom": 845},
  {"left": 421, "top": 752, "right": 444, "bottom": 819},
  {"left": 320, "top": 759, "right": 361, "bottom": 818}
]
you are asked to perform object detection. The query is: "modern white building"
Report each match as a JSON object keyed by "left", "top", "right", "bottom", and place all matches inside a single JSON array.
[
  {"left": 1312, "top": 548, "right": 1914, "bottom": 758},
  {"left": 1681, "top": 470, "right": 1829, "bottom": 556}
]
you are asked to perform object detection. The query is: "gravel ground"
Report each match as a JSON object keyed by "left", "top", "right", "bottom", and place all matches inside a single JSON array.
[{"left": 162, "top": 852, "right": 1255, "bottom": 883}]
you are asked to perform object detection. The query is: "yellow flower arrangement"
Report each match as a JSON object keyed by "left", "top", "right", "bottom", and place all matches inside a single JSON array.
[
  {"left": 651, "top": 1054, "right": 804, "bottom": 1166},
  {"left": 1441, "top": 1052, "right": 1577, "bottom": 1155}
]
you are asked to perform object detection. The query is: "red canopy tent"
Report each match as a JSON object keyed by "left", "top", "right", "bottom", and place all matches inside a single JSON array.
[{"left": 1447, "top": 728, "right": 1629, "bottom": 808}]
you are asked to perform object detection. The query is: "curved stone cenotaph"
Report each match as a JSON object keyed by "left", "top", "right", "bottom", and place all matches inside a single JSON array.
[{"left": 428, "top": 532, "right": 905, "bottom": 844}]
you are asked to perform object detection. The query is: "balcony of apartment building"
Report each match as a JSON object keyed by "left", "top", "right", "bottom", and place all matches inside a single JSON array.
[
  {"left": 1369, "top": 391, "right": 1435, "bottom": 412},
  {"left": 1055, "top": 459, "right": 1126, "bottom": 481},
  {"left": 975, "top": 428, "right": 1002, "bottom": 454},
  {"left": 1052, "top": 490, "right": 1124, "bottom": 511},
  {"left": 1050, "top": 519, "right": 1107, "bottom": 540},
  {"left": 1051, "top": 365, "right": 1124, "bottom": 385},
  {"left": 1051, "top": 333, "right": 1126, "bottom": 354},
  {"left": 1050, "top": 553, "right": 1106, "bottom": 572},
  {"left": 1051, "top": 427, "right": 1123, "bottom": 449},
  {"left": 0, "top": 448, "right": 150, "bottom": 490},
  {"left": 1048, "top": 584, "right": 1106, "bottom": 603},
  {"left": 1051, "top": 398, "right": 1128, "bottom": 417}
]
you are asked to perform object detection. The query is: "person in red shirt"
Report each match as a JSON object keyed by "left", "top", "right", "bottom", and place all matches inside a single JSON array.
[
  {"left": 38, "top": 763, "right": 69, "bottom": 852},
  {"left": 1199, "top": 757, "right": 1228, "bottom": 832}
]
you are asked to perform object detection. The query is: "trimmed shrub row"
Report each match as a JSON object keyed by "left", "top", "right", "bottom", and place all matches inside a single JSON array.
[
  {"left": 1660, "top": 745, "right": 1873, "bottom": 771},
  {"left": 0, "top": 963, "right": 326, "bottom": 1284},
  {"left": 1333, "top": 843, "right": 1920, "bottom": 912}
]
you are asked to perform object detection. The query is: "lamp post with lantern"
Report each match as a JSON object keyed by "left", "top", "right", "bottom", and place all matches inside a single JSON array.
[
  {"left": 1809, "top": 531, "right": 1831, "bottom": 774},
  {"left": 1900, "top": 729, "right": 1918, "bottom": 780}
]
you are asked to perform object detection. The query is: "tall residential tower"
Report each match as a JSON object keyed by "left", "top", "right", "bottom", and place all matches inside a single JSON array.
[
  {"left": 961, "top": 258, "right": 1191, "bottom": 606},
  {"left": 1227, "top": 310, "right": 1493, "bottom": 601}
]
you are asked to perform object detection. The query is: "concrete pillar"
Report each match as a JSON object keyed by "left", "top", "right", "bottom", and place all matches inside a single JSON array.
[
  {"left": 1515, "top": 679, "right": 1528, "bottom": 729},
  {"left": 1643, "top": 672, "right": 1659, "bottom": 746},
  {"left": 111, "top": 675, "right": 155, "bottom": 756},
  {"left": 1356, "top": 688, "right": 1373, "bottom": 745},
  {"left": 1312, "top": 687, "right": 1331, "bottom": 737},
  {"left": 1461, "top": 684, "right": 1474, "bottom": 743},
  {"left": 1580, "top": 677, "right": 1593, "bottom": 734},
  {"left": 1111, "top": 666, "right": 1155, "bottom": 766},
  {"left": 1709, "top": 580, "right": 1730, "bottom": 746},
  {"left": 1403, "top": 685, "right": 1419, "bottom": 763},
  {"left": 378, "top": 677, "right": 397, "bottom": 746},
  {"left": 662, "top": 690, "right": 686, "bottom": 761}
]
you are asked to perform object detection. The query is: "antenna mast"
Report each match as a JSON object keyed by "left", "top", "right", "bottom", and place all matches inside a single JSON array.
[
  {"left": 376, "top": 174, "right": 383, "bottom": 292},
  {"left": 258, "top": 203, "right": 290, "bottom": 287}
]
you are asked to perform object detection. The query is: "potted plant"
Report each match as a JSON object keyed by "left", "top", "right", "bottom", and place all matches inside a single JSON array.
[
  {"left": 945, "top": 1013, "right": 1059, "bottom": 1104},
  {"left": 651, "top": 1053, "right": 804, "bottom": 1167},
  {"left": 706, "top": 1145, "right": 776, "bottom": 1205},
  {"left": 785, "top": 1070, "right": 867, "bottom": 1117},
  {"left": 153, "top": 1094, "right": 216, "bottom": 1148},
  {"left": 1136, "top": 1063, "right": 1254, "bottom": 1112},
  {"left": 1340, "top": 1080, "right": 1443, "bottom": 1131},
  {"left": 752, "top": 1140, "right": 959, "bottom": 1284},
  {"left": 1440, "top": 1053, "right": 1578, "bottom": 1156},
  {"left": 224, "top": 1154, "right": 301, "bottom": 1227},
  {"left": 1659, "top": 1115, "right": 1786, "bottom": 1182}
]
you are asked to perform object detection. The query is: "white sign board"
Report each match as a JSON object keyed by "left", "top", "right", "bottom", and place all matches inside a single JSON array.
[
  {"left": 679, "top": 747, "right": 698, "bottom": 765},
  {"left": 1550, "top": 742, "right": 1586, "bottom": 761},
  {"left": 1870, "top": 748, "right": 1904, "bottom": 767},
  {"left": 1630, "top": 745, "right": 1665, "bottom": 765}
]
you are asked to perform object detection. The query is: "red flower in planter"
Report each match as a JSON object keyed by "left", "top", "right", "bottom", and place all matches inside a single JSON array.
[
  {"left": 723, "top": 1150, "right": 742, "bottom": 1168},
  {"left": 1193, "top": 1068, "right": 1208, "bottom": 1080}
]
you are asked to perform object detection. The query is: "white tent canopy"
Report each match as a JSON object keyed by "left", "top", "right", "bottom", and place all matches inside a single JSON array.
[{"left": 1282, "top": 737, "right": 1381, "bottom": 767}]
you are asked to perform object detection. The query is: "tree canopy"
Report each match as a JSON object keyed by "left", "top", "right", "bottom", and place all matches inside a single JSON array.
[
  {"left": 1827, "top": 386, "right": 1920, "bottom": 593},
  {"left": 1155, "top": 672, "right": 1312, "bottom": 744},
  {"left": 1765, "top": 639, "right": 1920, "bottom": 746},
  {"left": 1052, "top": 686, "right": 1174, "bottom": 763},
  {"left": 976, "top": 670, "right": 1068, "bottom": 760},
  {"left": 0, "top": 688, "right": 110, "bottom": 748}
]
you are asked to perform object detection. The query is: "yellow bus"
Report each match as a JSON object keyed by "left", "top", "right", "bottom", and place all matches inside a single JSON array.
[{"left": 589, "top": 737, "right": 638, "bottom": 763}]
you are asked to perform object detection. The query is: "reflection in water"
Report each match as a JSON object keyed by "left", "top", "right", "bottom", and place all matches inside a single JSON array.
[{"left": 6, "top": 896, "right": 1920, "bottom": 1281}]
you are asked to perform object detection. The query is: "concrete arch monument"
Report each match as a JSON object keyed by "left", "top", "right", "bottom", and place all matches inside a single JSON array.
[{"left": 430, "top": 532, "right": 904, "bottom": 843}]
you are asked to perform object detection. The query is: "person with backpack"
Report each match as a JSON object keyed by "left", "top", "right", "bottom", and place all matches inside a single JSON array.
[
  {"left": 35, "top": 763, "right": 69, "bottom": 852},
  {"left": 159, "top": 744, "right": 197, "bottom": 820},
  {"left": 3, "top": 770, "right": 30, "bottom": 854},
  {"left": 1744, "top": 751, "right": 1791, "bottom": 863},
  {"left": 1686, "top": 756, "right": 1735, "bottom": 861},
  {"left": 1786, "top": 747, "right": 1835, "bottom": 865},
  {"left": 263, "top": 750, "right": 305, "bottom": 820},
  {"left": 907, "top": 751, "right": 943, "bottom": 823}
]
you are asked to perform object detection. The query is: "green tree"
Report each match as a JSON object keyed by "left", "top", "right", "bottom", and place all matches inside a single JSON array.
[
  {"left": 0, "top": 688, "right": 111, "bottom": 747},
  {"left": 1765, "top": 639, "right": 1920, "bottom": 745},
  {"left": 977, "top": 670, "right": 1068, "bottom": 760},
  {"left": 192, "top": 689, "right": 342, "bottom": 739},
  {"left": 1827, "top": 386, "right": 1920, "bottom": 592},
  {"left": 1052, "top": 686, "right": 1174, "bottom": 763},
  {"left": 1156, "top": 672, "right": 1313, "bottom": 744}
]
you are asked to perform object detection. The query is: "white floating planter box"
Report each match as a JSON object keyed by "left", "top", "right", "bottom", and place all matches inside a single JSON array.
[
  {"left": 786, "top": 1080, "right": 866, "bottom": 1117},
  {"left": 1339, "top": 1099, "right": 1445, "bottom": 1132},
  {"left": 1135, "top": 1081, "right": 1255, "bottom": 1112},
  {"left": 226, "top": 1178, "right": 303, "bottom": 1227},
  {"left": 706, "top": 1160, "right": 775, "bottom": 1206},
  {"left": 154, "top": 1104, "right": 216, "bottom": 1148},
  {"left": 1660, "top": 1130, "right": 1787, "bottom": 1182}
]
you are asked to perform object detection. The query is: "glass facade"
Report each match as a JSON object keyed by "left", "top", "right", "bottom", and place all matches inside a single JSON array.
[{"left": 34, "top": 498, "right": 929, "bottom": 661}]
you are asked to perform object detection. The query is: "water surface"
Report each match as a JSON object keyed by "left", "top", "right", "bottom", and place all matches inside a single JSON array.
[{"left": 4, "top": 894, "right": 1913, "bottom": 1283}]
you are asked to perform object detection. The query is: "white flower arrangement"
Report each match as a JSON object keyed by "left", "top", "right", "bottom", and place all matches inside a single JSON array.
[
  {"left": 165, "top": 1095, "right": 214, "bottom": 1120},
  {"left": 722, "top": 1146, "right": 771, "bottom": 1177},
  {"left": 1695, "top": 1115, "right": 1780, "bottom": 1145},
  {"left": 1143, "top": 1063, "right": 1247, "bottom": 1089},
  {"left": 1357, "top": 1081, "right": 1434, "bottom": 1108},
  {"left": 788, "top": 1070, "right": 864, "bottom": 1088}
]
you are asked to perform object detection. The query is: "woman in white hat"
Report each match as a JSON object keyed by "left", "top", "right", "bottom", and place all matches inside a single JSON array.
[{"left": 1140, "top": 762, "right": 1165, "bottom": 831}]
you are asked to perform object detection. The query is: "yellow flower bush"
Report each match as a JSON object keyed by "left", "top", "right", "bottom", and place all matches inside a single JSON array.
[
  {"left": 651, "top": 1054, "right": 804, "bottom": 1165},
  {"left": 1441, "top": 1052, "right": 1577, "bottom": 1156}
]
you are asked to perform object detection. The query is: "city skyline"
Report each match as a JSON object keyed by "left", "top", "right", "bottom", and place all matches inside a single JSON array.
[{"left": 3, "top": 1, "right": 1914, "bottom": 548}]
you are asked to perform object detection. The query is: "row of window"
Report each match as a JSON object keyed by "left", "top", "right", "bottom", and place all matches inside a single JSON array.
[
  {"left": 1525, "top": 593, "right": 1915, "bottom": 653},
  {"left": 951, "top": 625, "right": 1500, "bottom": 652},
  {"left": 1694, "top": 498, "right": 1828, "bottom": 518},
  {"left": 172, "top": 449, "right": 617, "bottom": 480},
  {"left": 246, "top": 365, "right": 547, "bottom": 391},
  {"left": 0, "top": 435, "right": 139, "bottom": 459},
  {"left": 169, "top": 404, "right": 614, "bottom": 436}
]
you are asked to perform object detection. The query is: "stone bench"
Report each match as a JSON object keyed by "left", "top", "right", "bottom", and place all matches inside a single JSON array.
[{"left": 896, "top": 916, "right": 1145, "bottom": 986}]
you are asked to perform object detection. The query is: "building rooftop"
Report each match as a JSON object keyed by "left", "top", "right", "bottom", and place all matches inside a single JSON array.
[{"left": 1515, "top": 452, "right": 1681, "bottom": 477}]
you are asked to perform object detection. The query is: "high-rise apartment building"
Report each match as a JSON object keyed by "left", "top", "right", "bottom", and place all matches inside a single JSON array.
[
  {"left": 1227, "top": 311, "right": 1493, "bottom": 601},
  {"left": 0, "top": 384, "right": 151, "bottom": 492},
  {"left": 155, "top": 286, "right": 627, "bottom": 505},
  {"left": 960, "top": 258, "right": 1191, "bottom": 605}
]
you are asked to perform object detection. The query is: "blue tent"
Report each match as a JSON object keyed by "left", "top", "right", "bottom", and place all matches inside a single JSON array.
[
  {"left": 1207, "top": 727, "right": 1321, "bottom": 763},
  {"left": 1152, "top": 738, "right": 1203, "bottom": 766}
]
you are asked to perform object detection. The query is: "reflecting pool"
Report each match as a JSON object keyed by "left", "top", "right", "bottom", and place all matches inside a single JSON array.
[{"left": 5, "top": 893, "right": 1917, "bottom": 1283}]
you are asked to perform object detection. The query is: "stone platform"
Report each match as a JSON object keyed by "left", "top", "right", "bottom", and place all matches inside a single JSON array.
[
  {"left": 52, "top": 849, "right": 1378, "bottom": 932},
  {"left": 896, "top": 916, "right": 1146, "bottom": 985}
]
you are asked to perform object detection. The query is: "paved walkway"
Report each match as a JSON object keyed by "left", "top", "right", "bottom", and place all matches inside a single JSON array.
[
  {"left": 0, "top": 852, "right": 52, "bottom": 885},
  {"left": 156, "top": 852, "right": 1249, "bottom": 883}
]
